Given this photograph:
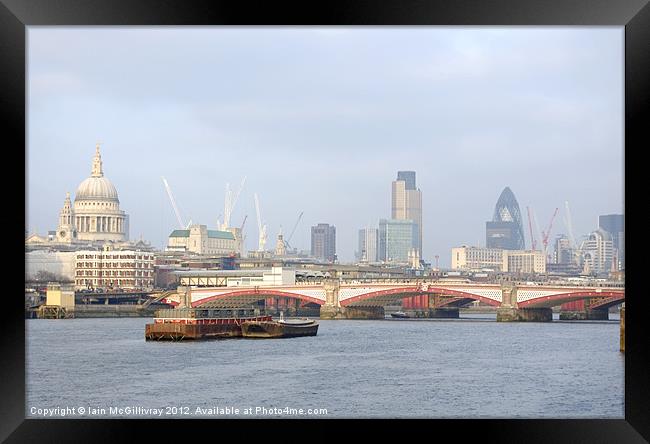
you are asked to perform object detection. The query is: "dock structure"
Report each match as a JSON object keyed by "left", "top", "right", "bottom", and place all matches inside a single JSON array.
[
  {"left": 35, "top": 283, "right": 76, "bottom": 319},
  {"left": 37, "top": 305, "right": 72, "bottom": 319},
  {"left": 620, "top": 303, "right": 625, "bottom": 353}
]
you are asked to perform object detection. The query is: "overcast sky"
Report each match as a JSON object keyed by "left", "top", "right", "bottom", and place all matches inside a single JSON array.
[{"left": 26, "top": 27, "right": 623, "bottom": 266}]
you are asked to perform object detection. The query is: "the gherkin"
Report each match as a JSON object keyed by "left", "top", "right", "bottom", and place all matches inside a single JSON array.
[{"left": 485, "top": 187, "right": 526, "bottom": 250}]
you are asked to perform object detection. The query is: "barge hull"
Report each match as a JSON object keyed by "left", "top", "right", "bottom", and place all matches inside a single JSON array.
[
  {"left": 145, "top": 323, "right": 243, "bottom": 340},
  {"left": 241, "top": 321, "right": 319, "bottom": 338}
]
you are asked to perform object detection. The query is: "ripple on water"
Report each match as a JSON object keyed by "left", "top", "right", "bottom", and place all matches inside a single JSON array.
[{"left": 26, "top": 317, "right": 623, "bottom": 418}]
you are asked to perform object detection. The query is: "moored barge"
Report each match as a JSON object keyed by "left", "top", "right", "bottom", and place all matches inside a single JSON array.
[
  {"left": 241, "top": 318, "right": 319, "bottom": 338},
  {"left": 145, "top": 308, "right": 272, "bottom": 341}
]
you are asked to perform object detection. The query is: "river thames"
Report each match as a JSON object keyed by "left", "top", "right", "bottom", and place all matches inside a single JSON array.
[{"left": 26, "top": 313, "right": 623, "bottom": 419}]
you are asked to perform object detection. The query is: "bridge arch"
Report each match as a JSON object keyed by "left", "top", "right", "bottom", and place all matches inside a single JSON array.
[
  {"left": 340, "top": 286, "right": 501, "bottom": 307},
  {"left": 588, "top": 295, "right": 625, "bottom": 310},
  {"left": 518, "top": 290, "right": 624, "bottom": 308},
  {"left": 192, "top": 289, "right": 324, "bottom": 308}
]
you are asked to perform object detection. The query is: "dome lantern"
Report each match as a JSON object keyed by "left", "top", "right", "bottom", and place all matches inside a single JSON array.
[{"left": 91, "top": 142, "right": 103, "bottom": 177}]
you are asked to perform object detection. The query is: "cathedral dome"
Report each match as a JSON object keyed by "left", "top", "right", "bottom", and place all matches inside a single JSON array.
[
  {"left": 74, "top": 143, "right": 119, "bottom": 202},
  {"left": 75, "top": 176, "right": 119, "bottom": 202}
]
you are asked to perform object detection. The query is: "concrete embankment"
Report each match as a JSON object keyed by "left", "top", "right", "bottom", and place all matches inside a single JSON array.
[{"left": 71, "top": 305, "right": 159, "bottom": 318}]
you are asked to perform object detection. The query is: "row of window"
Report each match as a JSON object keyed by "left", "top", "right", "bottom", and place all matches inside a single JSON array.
[
  {"left": 77, "top": 254, "right": 153, "bottom": 260},
  {"left": 75, "top": 279, "right": 153, "bottom": 286},
  {"left": 76, "top": 270, "right": 153, "bottom": 277},
  {"left": 76, "top": 262, "right": 152, "bottom": 268},
  {"left": 76, "top": 202, "right": 117, "bottom": 207}
]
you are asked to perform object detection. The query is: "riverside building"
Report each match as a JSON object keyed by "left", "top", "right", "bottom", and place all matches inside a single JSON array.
[{"left": 74, "top": 244, "right": 154, "bottom": 290}]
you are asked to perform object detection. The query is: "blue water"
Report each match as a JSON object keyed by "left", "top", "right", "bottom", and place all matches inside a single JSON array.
[{"left": 26, "top": 313, "right": 624, "bottom": 418}]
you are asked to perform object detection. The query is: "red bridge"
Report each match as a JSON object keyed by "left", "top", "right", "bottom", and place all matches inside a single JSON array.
[{"left": 161, "top": 279, "right": 624, "bottom": 321}]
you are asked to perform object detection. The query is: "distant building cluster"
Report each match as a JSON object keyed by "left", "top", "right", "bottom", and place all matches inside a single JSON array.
[
  {"left": 451, "top": 186, "right": 623, "bottom": 278},
  {"left": 25, "top": 145, "right": 155, "bottom": 290},
  {"left": 25, "top": 143, "right": 624, "bottom": 290},
  {"left": 352, "top": 171, "right": 423, "bottom": 268}
]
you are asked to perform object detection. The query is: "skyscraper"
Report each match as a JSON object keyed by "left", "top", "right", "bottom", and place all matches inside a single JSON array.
[
  {"left": 311, "top": 223, "right": 336, "bottom": 262},
  {"left": 485, "top": 187, "right": 525, "bottom": 250},
  {"left": 357, "top": 228, "right": 379, "bottom": 262},
  {"left": 553, "top": 234, "right": 575, "bottom": 264},
  {"left": 391, "top": 171, "right": 422, "bottom": 256},
  {"left": 599, "top": 214, "right": 624, "bottom": 269},
  {"left": 580, "top": 228, "right": 615, "bottom": 275},
  {"left": 397, "top": 171, "right": 416, "bottom": 190},
  {"left": 379, "top": 219, "right": 417, "bottom": 263}
]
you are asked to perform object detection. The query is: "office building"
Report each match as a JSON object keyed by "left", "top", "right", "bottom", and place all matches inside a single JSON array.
[
  {"left": 451, "top": 246, "right": 504, "bottom": 271},
  {"left": 553, "top": 234, "right": 576, "bottom": 264},
  {"left": 311, "top": 223, "right": 336, "bottom": 262},
  {"left": 74, "top": 244, "right": 154, "bottom": 290},
  {"left": 379, "top": 219, "right": 417, "bottom": 264},
  {"left": 486, "top": 187, "right": 525, "bottom": 250},
  {"left": 357, "top": 228, "right": 379, "bottom": 263},
  {"left": 580, "top": 228, "right": 616, "bottom": 275},
  {"left": 451, "top": 246, "right": 545, "bottom": 274},
  {"left": 502, "top": 250, "right": 546, "bottom": 274},
  {"left": 391, "top": 171, "right": 422, "bottom": 255},
  {"left": 599, "top": 214, "right": 624, "bottom": 269}
]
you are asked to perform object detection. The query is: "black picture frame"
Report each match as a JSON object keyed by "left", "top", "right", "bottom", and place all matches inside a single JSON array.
[{"left": 5, "top": 0, "right": 648, "bottom": 441}]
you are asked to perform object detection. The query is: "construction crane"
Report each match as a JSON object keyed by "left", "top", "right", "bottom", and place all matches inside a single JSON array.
[
  {"left": 526, "top": 206, "right": 537, "bottom": 251},
  {"left": 541, "top": 207, "right": 559, "bottom": 255},
  {"left": 563, "top": 201, "right": 578, "bottom": 250},
  {"left": 284, "top": 211, "right": 304, "bottom": 251},
  {"left": 161, "top": 177, "right": 185, "bottom": 229},
  {"left": 238, "top": 214, "right": 248, "bottom": 255},
  {"left": 254, "top": 193, "right": 267, "bottom": 252},
  {"left": 222, "top": 176, "right": 247, "bottom": 230},
  {"left": 532, "top": 208, "right": 544, "bottom": 253}
]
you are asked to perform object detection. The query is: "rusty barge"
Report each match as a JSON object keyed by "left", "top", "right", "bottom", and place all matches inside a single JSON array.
[
  {"left": 145, "top": 309, "right": 318, "bottom": 341},
  {"left": 145, "top": 308, "right": 272, "bottom": 341}
]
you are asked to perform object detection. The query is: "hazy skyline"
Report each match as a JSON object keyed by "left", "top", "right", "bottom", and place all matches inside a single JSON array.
[{"left": 27, "top": 27, "right": 624, "bottom": 266}]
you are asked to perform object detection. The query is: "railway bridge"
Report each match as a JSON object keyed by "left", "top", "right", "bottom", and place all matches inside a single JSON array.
[{"left": 160, "top": 279, "right": 624, "bottom": 322}]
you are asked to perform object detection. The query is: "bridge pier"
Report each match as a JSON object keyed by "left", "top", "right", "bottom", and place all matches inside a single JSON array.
[
  {"left": 496, "top": 284, "right": 552, "bottom": 322},
  {"left": 404, "top": 308, "right": 459, "bottom": 318},
  {"left": 559, "top": 309, "right": 609, "bottom": 320},
  {"left": 177, "top": 285, "right": 192, "bottom": 309},
  {"left": 319, "top": 279, "right": 385, "bottom": 319},
  {"left": 496, "top": 307, "right": 552, "bottom": 322},
  {"left": 430, "top": 307, "right": 459, "bottom": 318},
  {"left": 320, "top": 305, "right": 384, "bottom": 320}
]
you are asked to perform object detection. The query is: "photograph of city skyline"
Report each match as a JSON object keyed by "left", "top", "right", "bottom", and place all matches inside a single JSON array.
[{"left": 24, "top": 27, "right": 625, "bottom": 421}]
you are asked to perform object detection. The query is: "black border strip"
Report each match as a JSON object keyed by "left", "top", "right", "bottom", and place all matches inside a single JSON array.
[
  {"left": 4, "top": 0, "right": 649, "bottom": 442},
  {"left": 1, "top": 0, "right": 649, "bottom": 25}
]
